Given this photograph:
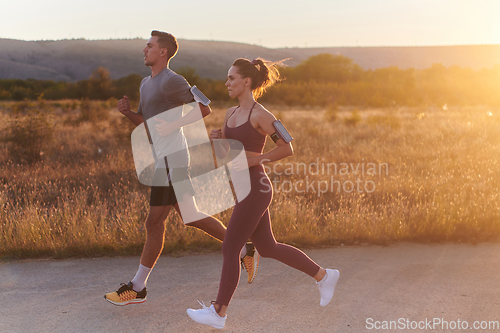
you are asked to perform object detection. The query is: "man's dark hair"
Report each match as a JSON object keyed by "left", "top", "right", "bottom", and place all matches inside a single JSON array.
[{"left": 151, "top": 30, "right": 178, "bottom": 61}]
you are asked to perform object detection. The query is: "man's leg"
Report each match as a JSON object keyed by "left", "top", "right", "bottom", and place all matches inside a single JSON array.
[
  {"left": 185, "top": 215, "right": 226, "bottom": 242},
  {"left": 140, "top": 205, "right": 173, "bottom": 268},
  {"left": 104, "top": 205, "right": 172, "bottom": 305},
  {"left": 171, "top": 192, "right": 226, "bottom": 242},
  {"left": 173, "top": 194, "right": 255, "bottom": 269},
  {"left": 129, "top": 205, "right": 172, "bottom": 292}
]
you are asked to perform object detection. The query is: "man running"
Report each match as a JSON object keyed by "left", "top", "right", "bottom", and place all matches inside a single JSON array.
[{"left": 104, "top": 30, "right": 258, "bottom": 306}]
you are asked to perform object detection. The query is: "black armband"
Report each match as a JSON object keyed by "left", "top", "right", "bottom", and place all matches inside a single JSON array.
[
  {"left": 270, "top": 119, "right": 293, "bottom": 143},
  {"left": 190, "top": 85, "right": 211, "bottom": 106},
  {"left": 270, "top": 132, "right": 280, "bottom": 143}
]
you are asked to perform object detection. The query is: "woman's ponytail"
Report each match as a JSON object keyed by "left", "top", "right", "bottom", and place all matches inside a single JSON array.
[{"left": 233, "top": 58, "right": 287, "bottom": 99}]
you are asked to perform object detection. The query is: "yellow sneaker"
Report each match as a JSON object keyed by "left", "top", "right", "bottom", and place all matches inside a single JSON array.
[
  {"left": 104, "top": 281, "right": 147, "bottom": 306},
  {"left": 241, "top": 243, "right": 260, "bottom": 284}
]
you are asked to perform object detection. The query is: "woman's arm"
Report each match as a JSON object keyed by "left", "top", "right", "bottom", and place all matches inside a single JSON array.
[{"left": 248, "top": 108, "right": 293, "bottom": 167}]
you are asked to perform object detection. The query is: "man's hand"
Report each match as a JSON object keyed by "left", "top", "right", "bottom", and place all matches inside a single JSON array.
[
  {"left": 117, "top": 95, "right": 131, "bottom": 115},
  {"left": 155, "top": 118, "right": 177, "bottom": 136}
]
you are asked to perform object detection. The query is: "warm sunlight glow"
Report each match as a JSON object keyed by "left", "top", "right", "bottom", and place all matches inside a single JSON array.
[{"left": 0, "top": 0, "right": 498, "bottom": 47}]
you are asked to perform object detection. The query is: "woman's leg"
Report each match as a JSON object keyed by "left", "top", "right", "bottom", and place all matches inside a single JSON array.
[
  {"left": 250, "top": 210, "right": 321, "bottom": 278},
  {"left": 249, "top": 209, "right": 340, "bottom": 308},
  {"left": 215, "top": 188, "right": 272, "bottom": 309},
  {"left": 188, "top": 169, "right": 338, "bottom": 325}
]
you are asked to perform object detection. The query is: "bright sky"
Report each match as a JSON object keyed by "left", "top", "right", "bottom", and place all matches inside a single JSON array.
[{"left": 1, "top": 0, "right": 498, "bottom": 48}]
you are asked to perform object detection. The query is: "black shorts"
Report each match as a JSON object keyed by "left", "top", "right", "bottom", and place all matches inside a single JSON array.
[{"left": 150, "top": 166, "right": 195, "bottom": 207}]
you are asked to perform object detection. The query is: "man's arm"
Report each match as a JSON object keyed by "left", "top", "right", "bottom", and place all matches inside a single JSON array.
[
  {"left": 173, "top": 103, "right": 211, "bottom": 126},
  {"left": 117, "top": 95, "right": 144, "bottom": 126},
  {"left": 155, "top": 74, "right": 212, "bottom": 135},
  {"left": 154, "top": 103, "right": 211, "bottom": 136},
  {"left": 199, "top": 104, "right": 211, "bottom": 118}
]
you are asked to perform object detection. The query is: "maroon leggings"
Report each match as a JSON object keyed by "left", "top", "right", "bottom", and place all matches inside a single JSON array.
[{"left": 216, "top": 165, "right": 321, "bottom": 306}]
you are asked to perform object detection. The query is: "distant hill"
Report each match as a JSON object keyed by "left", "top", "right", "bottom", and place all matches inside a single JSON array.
[{"left": 1, "top": 38, "right": 499, "bottom": 81}]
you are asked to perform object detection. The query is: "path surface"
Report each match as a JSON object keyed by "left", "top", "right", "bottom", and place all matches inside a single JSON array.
[{"left": 1, "top": 243, "right": 499, "bottom": 332}]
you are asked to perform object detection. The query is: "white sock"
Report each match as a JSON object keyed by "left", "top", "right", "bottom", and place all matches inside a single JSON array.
[
  {"left": 131, "top": 264, "right": 151, "bottom": 291},
  {"left": 240, "top": 244, "right": 247, "bottom": 259}
]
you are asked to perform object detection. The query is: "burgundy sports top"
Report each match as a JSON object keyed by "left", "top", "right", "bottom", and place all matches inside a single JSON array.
[{"left": 224, "top": 102, "right": 266, "bottom": 153}]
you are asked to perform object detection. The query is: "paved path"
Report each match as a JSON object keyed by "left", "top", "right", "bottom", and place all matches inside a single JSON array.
[{"left": 1, "top": 243, "right": 499, "bottom": 332}]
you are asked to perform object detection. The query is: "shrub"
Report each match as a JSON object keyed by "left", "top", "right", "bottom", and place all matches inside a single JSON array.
[
  {"left": 344, "top": 110, "right": 361, "bottom": 126},
  {"left": 110, "top": 116, "right": 136, "bottom": 146},
  {"left": 5, "top": 109, "right": 54, "bottom": 164},
  {"left": 77, "top": 98, "right": 109, "bottom": 124},
  {"left": 367, "top": 114, "right": 401, "bottom": 129},
  {"left": 324, "top": 104, "right": 339, "bottom": 122},
  {"left": 11, "top": 99, "right": 36, "bottom": 114}
]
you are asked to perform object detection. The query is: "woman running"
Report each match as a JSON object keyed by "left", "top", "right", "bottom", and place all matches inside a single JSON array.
[{"left": 186, "top": 58, "right": 340, "bottom": 329}]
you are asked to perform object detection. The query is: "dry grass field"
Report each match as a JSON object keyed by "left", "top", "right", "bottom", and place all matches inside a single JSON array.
[{"left": 1, "top": 99, "right": 499, "bottom": 259}]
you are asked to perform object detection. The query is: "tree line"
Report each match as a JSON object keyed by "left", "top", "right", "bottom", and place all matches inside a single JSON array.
[{"left": 1, "top": 54, "right": 499, "bottom": 107}]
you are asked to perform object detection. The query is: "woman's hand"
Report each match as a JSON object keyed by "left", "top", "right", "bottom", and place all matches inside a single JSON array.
[
  {"left": 210, "top": 129, "right": 222, "bottom": 142},
  {"left": 211, "top": 128, "right": 230, "bottom": 159}
]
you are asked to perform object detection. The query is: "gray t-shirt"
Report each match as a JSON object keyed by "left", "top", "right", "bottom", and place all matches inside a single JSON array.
[{"left": 137, "top": 68, "right": 195, "bottom": 169}]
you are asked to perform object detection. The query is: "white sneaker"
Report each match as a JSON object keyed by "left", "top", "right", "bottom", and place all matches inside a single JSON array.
[
  {"left": 317, "top": 269, "right": 340, "bottom": 307},
  {"left": 186, "top": 300, "right": 226, "bottom": 329}
]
